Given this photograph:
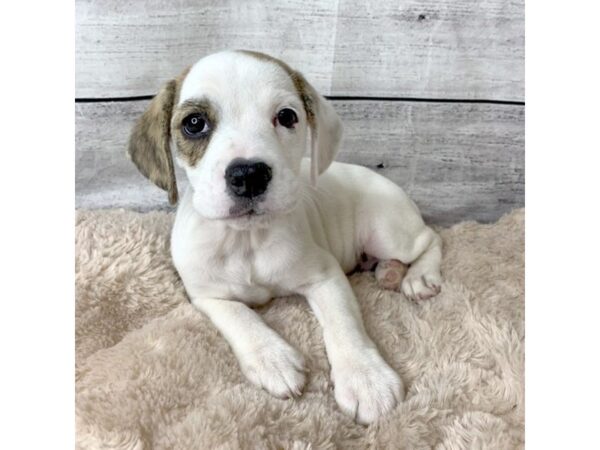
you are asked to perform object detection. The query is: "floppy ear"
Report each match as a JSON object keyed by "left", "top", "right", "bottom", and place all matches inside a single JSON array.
[
  {"left": 127, "top": 80, "right": 179, "bottom": 205},
  {"left": 293, "top": 73, "right": 343, "bottom": 184}
]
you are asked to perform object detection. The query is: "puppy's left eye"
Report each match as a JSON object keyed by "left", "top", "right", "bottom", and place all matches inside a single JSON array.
[
  {"left": 276, "top": 108, "right": 298, "bottom": 129},
  {"left": 182, "top": 113, "right": 210, "bottom": 138}
]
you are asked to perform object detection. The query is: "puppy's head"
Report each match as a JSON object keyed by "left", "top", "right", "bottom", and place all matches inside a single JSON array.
[{"left": 128, "top": 50, "right": 342, "bottom": 226}]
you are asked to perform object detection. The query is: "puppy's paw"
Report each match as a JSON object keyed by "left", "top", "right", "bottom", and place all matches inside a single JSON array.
[
  {"left": 332, "top": 349, "right": 404, "bottom": 425},
  {"left": 401, "top": 268, "right": 442, "bottom": 301},
  {"left": 239, "top": 338, "right": 306, "bottom": 399},
  {"left": 375, "top": 259, "right": 409, "bottom": 290}
]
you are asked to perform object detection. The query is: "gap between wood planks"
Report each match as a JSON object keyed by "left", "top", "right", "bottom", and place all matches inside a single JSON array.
[{"left": 75, "top": 95, "right": 524, "bottom": 106}]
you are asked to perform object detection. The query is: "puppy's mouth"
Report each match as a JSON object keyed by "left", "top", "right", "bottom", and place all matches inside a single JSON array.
[
  {"left": 228, "top": 208, "right": 266, "bottom": 219},
  {"left": 221, "top": 204, "right": 274, "bottom": 229},
  {"left": 227, "top": 201, "right": 268, "bottom": 220}
]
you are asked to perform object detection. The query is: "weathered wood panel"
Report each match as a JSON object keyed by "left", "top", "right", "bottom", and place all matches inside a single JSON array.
[
  {"left": 334, "top": 101, "right": 524, "bottom": 223},
  {"left": 75, "top": 100, "right": 524, "bottom": 225},
  {"left": 332, "top": 0, "right": 524, "bottom": 100},
  {"left": 75, "top": 0, "right": 338, "bottom": 98},
  {"left": 75, "top": 0, "right": 524, "bottom": 100}
]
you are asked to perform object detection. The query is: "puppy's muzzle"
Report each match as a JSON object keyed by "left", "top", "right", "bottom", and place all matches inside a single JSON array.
[{"left": 225, "top": 158, "right": 272, "bottom": 199}]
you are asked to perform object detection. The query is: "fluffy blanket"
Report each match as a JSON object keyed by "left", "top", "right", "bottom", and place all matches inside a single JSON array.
[{"left": 75, "top": 208, "right": 524, "bottom": 449}]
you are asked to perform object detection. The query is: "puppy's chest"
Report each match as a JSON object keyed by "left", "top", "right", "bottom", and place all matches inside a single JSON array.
[{"left": 201, "top": 233, "right": 295, "bottom": 305}]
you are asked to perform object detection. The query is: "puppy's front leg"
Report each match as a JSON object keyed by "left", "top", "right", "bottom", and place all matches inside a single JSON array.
[
  {"left": 295, "top": 252, "right": 405, "bottom": 424},
  {"left": 191, "top": 297, "right": 306, "bottom": 398}
]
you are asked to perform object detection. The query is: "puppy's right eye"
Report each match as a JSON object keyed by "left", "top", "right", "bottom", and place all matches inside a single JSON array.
[
  {"left": 276, "top": 108, "right": 298, "bottom": 129},
  {"left": 182, "top": 113, "right": 210, "bottom": 138}
]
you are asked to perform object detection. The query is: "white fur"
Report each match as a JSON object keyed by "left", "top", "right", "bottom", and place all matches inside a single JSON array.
[{"left": 169, "top": 51, "right": 443, "bottom": 424}]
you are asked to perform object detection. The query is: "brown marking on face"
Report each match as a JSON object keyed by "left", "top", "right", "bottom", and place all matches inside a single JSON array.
[
  {"left": 171, "top": 99, "right": 219, "bottom": 167},
  {"left": 127, "top": 66, "right": 190, "bottom": 205},
  {"left": 236, "top": 50, "right": 317, "bottom": 128}
]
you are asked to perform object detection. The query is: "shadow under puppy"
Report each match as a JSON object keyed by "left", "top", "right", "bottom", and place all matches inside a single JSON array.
[{"left": 128, "top": 50, "right": 442, "bottom": 424}]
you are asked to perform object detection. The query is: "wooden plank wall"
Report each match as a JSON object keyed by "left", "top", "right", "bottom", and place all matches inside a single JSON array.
[{"left": 75, "top": 0, "right": 524, "bottom": 225}]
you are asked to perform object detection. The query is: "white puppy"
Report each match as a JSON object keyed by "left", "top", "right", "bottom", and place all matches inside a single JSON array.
[{"left": 128, "top": 50, "right": 442, "bottom": 424}]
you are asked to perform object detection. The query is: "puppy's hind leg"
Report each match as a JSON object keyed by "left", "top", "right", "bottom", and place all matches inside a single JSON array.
[
  {"left": 399, "top": 230, "right": 442, "bottom": 300},
  {"left": 354, "top": 253, "right": 408, "bottom": 291},
  {"left": 374, "top": 259, "right": 409, "bottom": 291},
  {"left": 364, "top": 213, "right": 442, "bottom": 301}
]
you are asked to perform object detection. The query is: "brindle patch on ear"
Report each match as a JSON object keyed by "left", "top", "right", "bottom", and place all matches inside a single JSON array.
[
  {"left": 287, "top": 71, "right": 317, "bottom": 128},
  {"left": 171, "top": 99, "right": 219, "bottom": 167},
  {"left": 127, "top": 67, "right": 190, "bottom": 205},
  {"left": 236, "top": 50, "right": 316, "bottom": 127},
  {"left": 128, "top": 81, "right": 178, "bottom": 204}
]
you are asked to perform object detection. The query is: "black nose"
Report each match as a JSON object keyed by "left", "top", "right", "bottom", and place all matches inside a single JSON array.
[{"left": 224, "top": 159, "right": 273, "bottom": 199}]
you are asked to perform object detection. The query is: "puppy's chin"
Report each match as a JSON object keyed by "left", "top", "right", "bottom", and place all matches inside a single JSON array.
[
  {"left": 193, "top": 197, "right": 299, "bottom": 230},
  {"left": 223, "top": 211, "right": 274, "bottom": 230},
  {"left": 193, "top": 201, "right": 298, "bottom": 230},
  {"left": 223, "top": 199, "right": 299, "bottom": 230}
]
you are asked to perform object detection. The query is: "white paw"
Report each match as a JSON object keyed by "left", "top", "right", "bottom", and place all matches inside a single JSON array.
[
  {"left": 331, "top": 348, "right": 404, "bottom": 425},
  {"left": 401, "top": 268, "right": 442, "bottom": 301},
  {"left": 238, "top": 338, "right": 306, "bottom": 399}
]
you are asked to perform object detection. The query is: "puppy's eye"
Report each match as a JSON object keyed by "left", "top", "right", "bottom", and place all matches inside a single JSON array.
[
  {"left": 276, "top": 108, "right": 298, "bottom": 129},
  {"left": 182, "top": 113, "right": 210, "bottom": 138}
]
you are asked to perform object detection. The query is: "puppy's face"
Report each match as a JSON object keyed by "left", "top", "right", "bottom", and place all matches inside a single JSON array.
[
  {"left": 174, "top": 51, "right": 309, "bottom": 223},
  {"left": 128, "top": 50, "right": 342, "bottom": 227}
]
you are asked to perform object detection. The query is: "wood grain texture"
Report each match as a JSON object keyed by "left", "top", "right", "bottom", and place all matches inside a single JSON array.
[
  {"left": 75, "top": 0, "right": 523, "bottom": 100},
  {"left": 75, "top": 0, "right": 339, "bottom": 98},
  {"left": 76, "top": 100, "right": 523, "bottom": 225},
  {"left": 332, "top": 0, "right": 524, "bottom": 101}
]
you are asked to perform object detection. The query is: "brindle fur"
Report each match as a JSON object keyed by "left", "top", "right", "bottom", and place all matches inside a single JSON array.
[
  {"left": 171, "top": 99, "right": 219, "bottom": 168},
  {"left": 127, "top": 67, "right": 190, "bottom": 204}
]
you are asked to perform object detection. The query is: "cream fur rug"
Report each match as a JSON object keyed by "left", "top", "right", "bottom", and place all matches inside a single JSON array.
[{"left": 75, "top": 209, "right": 524, "bottom": 449}]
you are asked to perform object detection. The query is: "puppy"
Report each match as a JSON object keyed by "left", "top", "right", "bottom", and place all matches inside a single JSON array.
[{"left": 128, "top": 50, "right": 442, "bottom": 424}]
